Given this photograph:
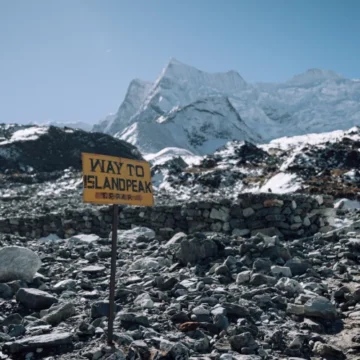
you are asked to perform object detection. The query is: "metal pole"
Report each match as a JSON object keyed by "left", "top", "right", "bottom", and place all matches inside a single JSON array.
[{"left": 107, "top": 204, "right": 118, "bottom": 345}]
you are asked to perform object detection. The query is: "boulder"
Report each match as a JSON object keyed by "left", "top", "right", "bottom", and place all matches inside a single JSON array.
[
  {"left": 16, "top": 288, "right": 58, "bottom": 310},
  {"left": 313, "top": 341, "right": 346, "bottom": 359},
  {"left": 285, "top": 257, "right": 309, "bottom": 276},
  {"left": 91, "top": 300, "right": 122, "bottom": 319},
  {"left": 0, "top": 283, "right": 13, "bottom": 299},
  {"left": 175, "top": 235, "right": 218, "bottom": 265},
  {"left": 276, "top": 278, "right": 303, "bottom": 295},
  {"left": 0, "top": 246, "right": 41, "bottom": 283},
  {"left": 271, "top": 265, "right": 292, "bottom": 278},
  {"left": 3, "top": 332, "right": 73, "bottom": 354},
  {"left": 236, "top": 271, "right": 251, "bottom": 284},
  {"left": 304, "top": 296, "right": 337, "bottom": 320},
  {"left": 134, "top": 293, "right": 154, "bottom": 309},
  {"left": 42, "top": 303, "right": 76, "bottom": 325},
  {"left": 229, "top": 332, "right": 258, "bottom": 352}
]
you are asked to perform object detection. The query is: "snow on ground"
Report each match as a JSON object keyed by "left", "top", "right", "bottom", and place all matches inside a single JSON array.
[
  {"left": 334, "top": 198, "right": 360, "bottom": 209},
  {"left": 144, "top": 147, "right": 201, "bottom": 166},
  {"left": 248, "top": 172, "right": 303, "bottom": 194},
  {"left": 0, "top": 126, "right": 48, "bottom": 145},
  {"left": 261, "top": 127, "right": 360, "bottom": 152}
]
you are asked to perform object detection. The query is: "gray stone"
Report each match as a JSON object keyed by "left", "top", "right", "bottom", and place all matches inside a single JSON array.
[
  {"left": 313, "top": 342, "right": 345, "bottom": 359},
  {"left": 42, "top": 302, "right": 76, "bottom": 325},
  {"left": 243, "top": 207, "right": 255, "bottom": 218},
  {"left": 1, "top": 313, "right": 23, "bottom": 326},
  {"left": 53, "top": 279, "right": 76, "bottom": 292},
  {"left": 271, "top": 265, "right": 292, "bottom": 277},
  {"left": 232, "top": 228, "right": 250, "bottom": 237},
  {"left": 229, "top": 332, "right": 258, "bottom": 352},
  {"left": 250, "top": 273, "right": 276, "bottom": 286},
  {"left": 67, "top": 234, "right": 99, "bottom": 247},
  {"left": 116, "top": 227, "right": 155, "bottom": 242},
  {"left": 253, "top": 258, "right": 272, "bottom": 273},
  {"left": 236, "top": 270, "right": 251, "bottom": 284},
  {"left": 91, "top": 300, "right": 122, "bottom": 319},
  {"left": 214, "top": 313, "right": 229, "bottom": 330},
  {"left": 304, "top": 296, "right": 337, "bottom": 320},
  {"left": 276, "top": 278, "right": 303, "bottom": 295},
  {"left": 160, "top": 340, "right": 189, "bottom": 360},
  {"left": 287, "top": 303, "right": 305, "bottom": 315},
  {"left": 193, "top": 305, "right": 210, "bottom": 316},
  {"left": 175, "top": 236, "right": 218, "bottom": 265},
  {"left": 130, "top": 257, "right": 160, "bottom": 271},
  {"left": 134, "top": 293, "right": 154, "bottom": 309},
  {"left": 81, "top": 265, "right": 106, "bottom": 274},
  {"left": 8, "top": 324, "right": 26, "bottom": 338},
  {"left": 0, "top": 246, "right": 41, "bottom": 283},
  {"left": 223, "top": 302, "right": 249, "bottom": 317},
  {"left": 251, "top": 227, "right": 283, "bottom": 238},
  {"left": 3, "top": 332, "right": 73, "bottom": 354},
  {"left": 210, "top": 207, "right": 230, "bottom": 222},
  {"left": 117, "top": 312, "right": 149, "bottom": 327},
  {"left": 0, "top": 283, "right": 13, "bottom": 299},
  {"left": 164, "top": 232, "right": 187, "bottom": 247},
  {"left": 285, "top": 257, "right": 309, "bottom": 276},
  {"left": 16, "top": 288, "right": 58, "bottom": 310},
  {"left": 215, "top": 264, "right": 230, "bottom": 276},
  {"left": 303, "top": 217, "right": 311, "bottom": 227}
]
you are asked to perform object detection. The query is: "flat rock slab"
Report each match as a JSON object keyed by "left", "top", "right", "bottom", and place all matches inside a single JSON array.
[
  {"left": 16, "top": 288, "right": 58, "bottom": 310},
  {"left": 3, "top": 332, "right": 73, "bottom": 354},
  {"left": 0, "top": 246, "right": 41, "bottom": 283},
  {"left": 68, "top": 234, "right": 100, "bottom": 246},
  {"left": 81, "top": 265, "right": 106, "bottom": 274}
]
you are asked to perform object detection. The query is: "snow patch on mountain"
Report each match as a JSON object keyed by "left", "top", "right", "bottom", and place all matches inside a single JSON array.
[
  {"left": 117, "top": 96, "right": 262, "bottom": 154},
  {"left": 144, "top": 147, "right": 201, "bottom": 166},
  {"left": 32, "top": 121, "right": 93, "bottom": 132},
  {"left": 0, "top": 126, "right": 48, "bottom": 145},
  {"left": 286, "top": 68, "right": 343, "bottom": 86}
]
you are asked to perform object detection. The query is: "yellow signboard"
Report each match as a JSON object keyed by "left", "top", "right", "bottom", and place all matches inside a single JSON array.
[{"left": 82, "top": 152, "right": 154, "bottom": 206}]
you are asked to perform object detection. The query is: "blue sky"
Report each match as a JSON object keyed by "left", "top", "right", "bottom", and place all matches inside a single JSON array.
[{"left": 1, "top": 0, "right": 359, "bottom": 125}]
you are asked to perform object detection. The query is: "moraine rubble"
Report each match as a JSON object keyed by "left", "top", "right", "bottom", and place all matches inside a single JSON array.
[
  {"left": 1, "top": 124, "right": 360, "bottom": 359},
  {"left": 0, "top": 222, "right": 360, "bottom": 359}
]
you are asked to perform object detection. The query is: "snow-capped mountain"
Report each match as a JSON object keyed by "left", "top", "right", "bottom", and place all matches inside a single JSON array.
[{"left": 93, "top": 58, "right": 360, "bottom": 155}]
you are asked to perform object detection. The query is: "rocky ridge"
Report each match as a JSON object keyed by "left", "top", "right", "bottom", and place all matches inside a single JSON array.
[
  {"left": 151, "top": 126, "right": 360, "bottom": 202},
  {"left": 0, "top": 124, "right": 142, "bottom": 173}
]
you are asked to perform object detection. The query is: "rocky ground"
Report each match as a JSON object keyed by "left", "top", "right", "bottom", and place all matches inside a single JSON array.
[
  {"left": 0, "top": 221, "right": 360, "bottom": 360},
  {"left": 1, "top": 123, "right": 360, "bottom": 359}
]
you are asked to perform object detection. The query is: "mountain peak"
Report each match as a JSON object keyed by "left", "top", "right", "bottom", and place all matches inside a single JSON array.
[{"left": 287, "top": 68, "right": 343, "bottom": 85}]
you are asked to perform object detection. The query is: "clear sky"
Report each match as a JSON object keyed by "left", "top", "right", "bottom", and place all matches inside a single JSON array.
[{"left": 1, "top": 0, "right": 359, "bottom": 125}]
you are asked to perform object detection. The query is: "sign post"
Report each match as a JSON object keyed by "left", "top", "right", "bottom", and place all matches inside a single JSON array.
[
  {"left": 108, "top": 203, "right": 118, "bottom": 344},
  {"left": 81, "top": 153, "right": 154, "bottom": 345}
]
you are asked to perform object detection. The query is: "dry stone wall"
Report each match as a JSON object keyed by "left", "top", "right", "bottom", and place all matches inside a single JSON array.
[{"left": 0, "top": 193, "right": 333, "bottom": 240}]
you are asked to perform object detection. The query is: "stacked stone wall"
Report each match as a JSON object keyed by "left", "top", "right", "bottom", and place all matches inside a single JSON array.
[{"left": 0, "top": 194, "right": 334, "bottom": 240}]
